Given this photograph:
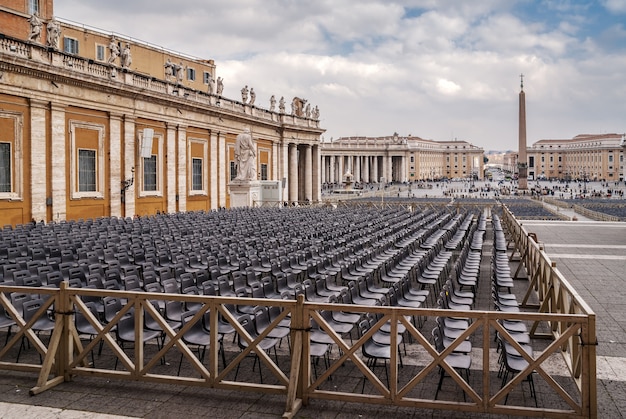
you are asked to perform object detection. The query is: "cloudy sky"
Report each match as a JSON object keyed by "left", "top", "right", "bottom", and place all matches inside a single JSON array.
[{"left": 54, "top": 0, "right": 626, "bottom": 151}]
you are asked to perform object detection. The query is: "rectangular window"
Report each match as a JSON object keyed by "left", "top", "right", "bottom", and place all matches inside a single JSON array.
[
  {"left": 529, "top": 156, "right": 535, "bottom": 167},
  {"left": 609, "top": 155, "right": 614, "bottom": 163},
  {"left": 187, "top": 68, "right": 196, "bottom": 81},
  {"left": 192, "top": 158, "right": 203, "bottom": 190},
  {"left": 78, "top": 149, "right": 96, "bottom": 192},
  {"left": 143, "top": 155, "right": 157, "bottom": 191},
  {"left": 230, "top": 161, "right": 236, "bottom": 181},
  {"left": 0, "top": 143, "right": 11, "bottom": 193},
  {"left": 64, "top": 37, "right": 79, "bottom": 54},
  {"left": 28, "top": 0, "right": 39, "bottom": 14},
  {"left": 96, "top": 45, "right": 105, "bottom": 61},
  {"left": 260, "top": 163, "right": 268, "bottom": 181},
  {"left": 203, "top": 72, "right": 211, "bottom": 84}
]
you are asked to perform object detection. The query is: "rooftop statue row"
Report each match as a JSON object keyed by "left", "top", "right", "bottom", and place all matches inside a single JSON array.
[
  {"left": 24, "top": 15, "right": 319, "bottom": 123},
  {"left": 239, "top": 88, "right": 320, "bottom": 120},
  {"left": 28, "top": 14, "right": 61, "bottom": 50}
]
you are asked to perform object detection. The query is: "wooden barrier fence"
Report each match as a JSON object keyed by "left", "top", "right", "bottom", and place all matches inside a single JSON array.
[{"left": 0, "top": 278, "right": 596, "bottom": 418}]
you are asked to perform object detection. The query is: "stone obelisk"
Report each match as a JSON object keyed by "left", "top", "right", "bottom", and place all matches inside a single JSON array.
[{"left": 517, "top": 74, "right": 528, "bottom": 190}]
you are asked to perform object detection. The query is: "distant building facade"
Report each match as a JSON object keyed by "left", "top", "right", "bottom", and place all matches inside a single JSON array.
[
  {"left": 320, "top": 134, "right": 484, "bottom": 184},
  {"left": 527, "top": 134, "right": 625, "bottom": 181},
  {"left": 0, "top": 1, "right": 323, "bottom": 225}
]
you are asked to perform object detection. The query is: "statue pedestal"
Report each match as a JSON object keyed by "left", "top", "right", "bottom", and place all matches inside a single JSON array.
[{"left": 229, "top": 181, "right": 261, "bottom": 208}]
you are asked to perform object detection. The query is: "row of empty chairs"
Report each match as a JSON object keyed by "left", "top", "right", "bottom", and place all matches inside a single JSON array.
[
  {"left": 491, "top": 215, "right": 536, "bottom": 406},
  {"left": 431, "top": 214, "right": 486, "bottom": 400}
]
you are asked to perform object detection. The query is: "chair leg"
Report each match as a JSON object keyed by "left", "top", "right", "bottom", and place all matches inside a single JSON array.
[
  {"left": 435, "top": 367, "right": 445, "bottom": 400},
  {"left": 219, "top": 341, "right": 226, "bottom": 368},
  {"left": 177, "top": 352, "right": 184, "bottom": 376},
  {"left": 4, "top": 327, "right": 11, "bottom": 346}
]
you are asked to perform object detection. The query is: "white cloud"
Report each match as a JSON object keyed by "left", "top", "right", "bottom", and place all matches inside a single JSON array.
[
  {"left": 53, "top": 0, "right": 626, "bottom": 150},
  {"left": 601, "top": 0, "right": 626, "bottom": 14}
]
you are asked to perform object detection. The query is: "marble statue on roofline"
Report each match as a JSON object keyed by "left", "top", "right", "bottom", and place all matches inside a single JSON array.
[
  {"left": 120, "top": 43, "right": 132, "bottom": 69},
  {"left": 206, "top": 72, "right": 214, "bottom": 94},
  {"left": 241, "top": 85, "right": 249, "bottom": 104},
  {"left": 46, "top": 19, "right": 61, "bottom": 49},
  {"left": 175, "top": 62, "right": 185, "bottom": 83},
  {"left": 108, "top": 36, "right": 120, "bottom": 65},
  {"left": 269, "top": 95, "right": 276, "bottom": 112},
  {"left": 249, "top": 88, "right": 256, "bottom": 106},
  {"left": 164, "top": 58, "right": 174, "bottom": 81},
  {"left": 234, "top": 128, "right": 257, "bottom": 181},
  {"left": 279, "top": 96, "right": 285, "bottom": 114},
  {"left": 216, "top": 77, "right": 224, "bottom": 96},
  {"left": 28, "top": 14, "right": 43, "bottom": 43},
  {"left": 312, "top": 105, "right": 320, "bottom": 120}
]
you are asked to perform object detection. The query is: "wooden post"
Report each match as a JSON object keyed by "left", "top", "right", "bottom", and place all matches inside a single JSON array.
[{"left": 283, "top": 294, "right": 304, "bottom": 419}]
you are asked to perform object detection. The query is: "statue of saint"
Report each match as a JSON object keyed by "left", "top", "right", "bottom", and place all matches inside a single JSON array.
[
  {"left": 269, "top": 95, "right": 276, "bottom": 112},
  {"left": 164, "top": 58, "right": 174, "bottom": 81},
  {"left": 291, "top": 97, "right": 296, "bottom": 115},
  {"left": 28, "top": 14, "right": 43, "bottom": 43},
  {"left": 241, "top": 85, "right": 249, "bottom": 104},
  {"left": 176, "top": 62, "right": 185, "bottom": 83},
  {"left": 216, "top": 77, "right": 224, "bottom": 96},
  {"left": 279, "top": 96, "right": 285, "bottom": 114},
  {"left": 120, "top": 43, "right": 132, "bottom": 69},
  {"left": 107, "top": 37, "right": 120, "bottom": 65},
  {"left": 234, "top": 128, "right": 256, "bottom": 181},
  {"left": 206, "top": 72, "right": 214, "bottom": 94},
  {"left": 249, "top": 88, "right": 256, "bottom": 106},
  {"left": 305, "top": 103, "right": 311, "bottom": 119},
  {"left": 312, "top": 105, "right": 320, "bottom": 120},
  {"left": 46, "top": 19, "right": 61, "bottom": 49}
]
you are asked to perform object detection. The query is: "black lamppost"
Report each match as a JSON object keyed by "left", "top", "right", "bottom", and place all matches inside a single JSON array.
[{"left": 121, "top": 167, "right": 135, "bottom": 203}]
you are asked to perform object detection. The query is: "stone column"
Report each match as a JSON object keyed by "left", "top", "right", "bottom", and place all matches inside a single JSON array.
[
  {"left": 30, "top": 100, "right": 47, "bottom": 222},
  {"left": 177, "top": 126, "right": 187, "bottom": 212},
  {"left": 387, "top": 155, "right": 393, "bottom": 182},
  {"left": 109, "top": 113, "right": 123, "bottom": 217},
  {"left": 166, "top": 124, "right": 177, "bottom": 213},
  {"left": 312, "top": 145, "right": 321, "bottom": 201},
  {"left": 50, "top": 104, "right": 66, "bottom": 221},
  {"left": 330, "top": 155, "right": 335, "bottom": 184},
  {"left": 123, "top": 116, "right": 136, "bottom": 218},
  {"left": 337, "top": 156, "right": 346, "bottom": 184},
  {"left": 210, "top": 131, "right": 218, "bottom": 210},
  {"left": 218, "top": 132, "right": 226, "bottom": 208},
  {"left": 272, "top": 141, "right": 279, "bottom": 184},
  {"left": 289, "top": 143, "right": 298, "bottom": 203},
  {"left": 320, "top": 155, "right": 326, "bottom": 185},
  {"left": 281, "top": 142, "right": 289, "bottom": 201},
  {"left": 363, "top": 156, "right": 370, "bottom": 183},
  {"left": 400, "top": 156, "right": 406, "bottom": 183},
  {"left": 373, "top": 156, "right": 379, "bottom": 182},
  {"left": 304, "top": 144, "right": 312, "bottom": 201}
]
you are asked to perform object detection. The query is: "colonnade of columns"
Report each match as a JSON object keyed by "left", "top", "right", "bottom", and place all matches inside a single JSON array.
[
  {"left": 321, "top": 154, "right": 405, "bottom": 184},
  {"left": 284, "top": 142, "right": 320, "bottom": 202}
]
